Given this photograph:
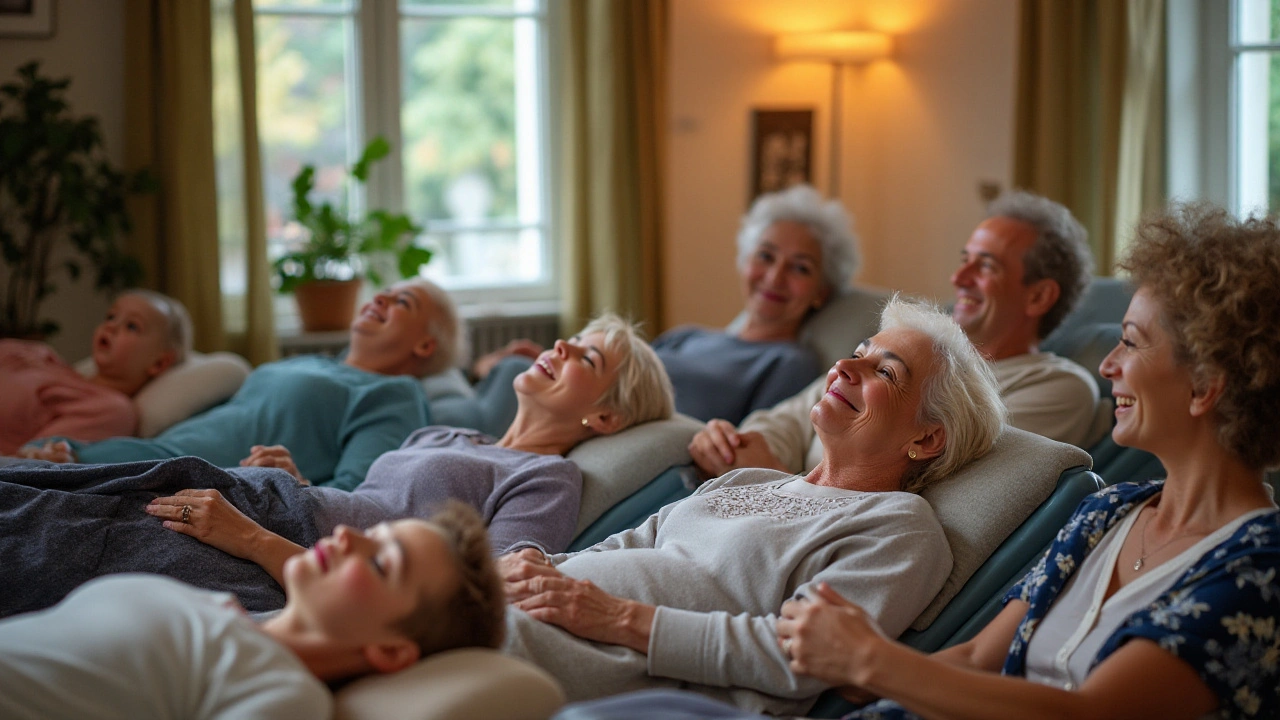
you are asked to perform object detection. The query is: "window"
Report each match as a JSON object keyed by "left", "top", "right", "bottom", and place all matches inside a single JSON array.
[
  {"left": 222, "top": 0, "right": 553, "bottom": 333},
  {"left": 1168, "top": 0, "right": 1279, "bottom": 216},
  {"left": 1232, "top": 0, "right": 1280, "bottom": 214}
]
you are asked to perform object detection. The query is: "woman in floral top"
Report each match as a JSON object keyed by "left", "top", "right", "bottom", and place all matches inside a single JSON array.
[{"left": 549, "top": 203, "right": 1280, "bottom": 720}]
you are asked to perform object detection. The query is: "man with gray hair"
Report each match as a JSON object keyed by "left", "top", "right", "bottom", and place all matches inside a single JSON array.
[{"left": 691, "top": 190, "right": 1101, "bottom": 478}]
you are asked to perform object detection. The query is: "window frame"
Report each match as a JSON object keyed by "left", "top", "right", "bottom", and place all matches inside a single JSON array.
[{"left": 252, "top": 0, "right": 559, "bottom": 320}]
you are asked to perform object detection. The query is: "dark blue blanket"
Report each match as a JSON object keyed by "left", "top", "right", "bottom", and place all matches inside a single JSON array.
[{"left": 0, "top": 457, "right": 319, "bottom": 617}]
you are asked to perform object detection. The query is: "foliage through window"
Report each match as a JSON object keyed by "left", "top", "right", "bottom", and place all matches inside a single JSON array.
[
  {"left": 217, "top": 0, "right": 551, "bottom": 333},
  {"left": 1232, "top": 0, "right": 1280, "bottom": 214}
]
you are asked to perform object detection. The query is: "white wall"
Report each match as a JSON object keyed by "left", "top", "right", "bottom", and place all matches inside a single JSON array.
[
  {"left": 0, "top": 0, "right": 125, "bottom": 360},
  {"left": 664, "top": 0, "right": 1018, "bottom": 330}
]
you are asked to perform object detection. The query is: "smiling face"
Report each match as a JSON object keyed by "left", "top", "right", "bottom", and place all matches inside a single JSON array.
[
  {"left": 1099, "top": 287, "right": 1196, "bottom": 455},
  {"left": 91, "top": 294, "right": 176, "bottom": 391},
  {"left": 283, "top": 519, "right": 458, "bottom": 647},
  {"left": 950, "top": 216, "right": 1043, "bottom": 359},
  {"left": 809, "top": 326, "right": 939, "bottom": 461},
  {"left": 739, "top": 220, "right": 829, "bottom": 337},
  {"left": 513, "top": 332, "right": 622, "bottom": 422},
  {"left": 346, "top": 281, "right": 438, "bottom": 375}
]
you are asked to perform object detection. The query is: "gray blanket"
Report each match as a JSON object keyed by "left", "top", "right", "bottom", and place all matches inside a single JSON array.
[{"left": 0, "top": 456, "right": 319, "bottom": 617}]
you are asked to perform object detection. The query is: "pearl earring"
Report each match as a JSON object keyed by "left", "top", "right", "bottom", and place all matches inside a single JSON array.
[{"left": 582, "top": 418, "right": 590, "bottom": 427}]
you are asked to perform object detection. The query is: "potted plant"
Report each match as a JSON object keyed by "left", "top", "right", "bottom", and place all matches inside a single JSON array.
[
  {"left": 0, "top": 62, "right": 149, "bottom": 339},
  {"left": 274, "top": 136, "right": 432, "bottom": 331}
]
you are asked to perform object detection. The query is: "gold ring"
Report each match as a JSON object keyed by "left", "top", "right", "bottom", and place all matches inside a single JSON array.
[{"left": 181, "top": 505, "right": 192, "bottom": 523}]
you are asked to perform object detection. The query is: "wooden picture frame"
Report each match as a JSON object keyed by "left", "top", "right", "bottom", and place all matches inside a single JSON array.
[
  {"left": 750, "top": 108, "right": 814, "bottom": 202},
  {"left": 0, "top": 0, "right": 55, "bottom": 39}
]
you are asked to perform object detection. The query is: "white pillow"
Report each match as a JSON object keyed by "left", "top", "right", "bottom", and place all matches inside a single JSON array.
[
  {"left": 567, "top": 413, "right": 704, "bottom": 535},
  {"left": 334, "top": 648, "right": 564, "bottom": 720},
  {"left": 77, "top": 352, "right": 252, "bottom": 437}
]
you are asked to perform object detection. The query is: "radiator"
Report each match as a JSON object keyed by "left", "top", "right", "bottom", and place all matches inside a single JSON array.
[{"left": 465, "top": 313, "right": 561, "bottom": 361}]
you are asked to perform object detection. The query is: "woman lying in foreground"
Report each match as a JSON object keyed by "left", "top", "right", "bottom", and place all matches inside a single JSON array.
[
  {"left": 0, "top": 504, "right": 505, "bottom": 720},
  {"left": 555, "top": 203, "right": 1280, "bottom": 720},
  {"left": 497, "top": 296, "right": 1006, "bottom": 717},
  {"left": 0, "top": 314, "right": 672, "bottom": 617}
]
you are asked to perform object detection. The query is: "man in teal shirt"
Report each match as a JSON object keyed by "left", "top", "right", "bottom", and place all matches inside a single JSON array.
[{"left": 24, "top": 279, "right": 459, "bottom": 491}]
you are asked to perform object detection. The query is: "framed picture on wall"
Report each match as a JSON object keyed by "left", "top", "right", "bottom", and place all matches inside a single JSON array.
[
  {"left": 0, "top": 0, "right": 55, "bottom": 39},
  {"left": 750, "top": 108, "right": 813, "bottom": 203}
]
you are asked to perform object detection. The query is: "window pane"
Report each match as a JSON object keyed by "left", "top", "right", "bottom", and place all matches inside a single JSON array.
[
  {"left": 1236, "top": 49, "right": 1279, "bottom": 213},
  {"left": 1236, "top": 0, "right": 1280, "bottom": 44},
  {"left": 401, "top": 0, "right": 531, "bottom": 9},
  {"left": 255, "top": 14, "right": 355, "bottom": 251},
  {"left": 420, "top": 228, "right": 546, "bottom": 288},
  {"left": 401, "top": 15, "right": 547, "bottom": 287},
  {"left": 256, "top": 0, "right": 353, "bottom": 10}
]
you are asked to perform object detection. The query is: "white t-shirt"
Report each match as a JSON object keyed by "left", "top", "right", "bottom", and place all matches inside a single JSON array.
[{"left": 0, "top": 574, "right": 331, "bottom": 720}]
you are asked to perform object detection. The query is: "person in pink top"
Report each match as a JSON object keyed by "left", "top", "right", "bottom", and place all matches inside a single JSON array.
[{"left": 0, "top": 289, "right": 191, "bottom": 455}]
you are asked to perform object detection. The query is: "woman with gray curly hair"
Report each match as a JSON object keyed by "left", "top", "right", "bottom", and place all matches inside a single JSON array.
[
  {"left": 652, "top": 184, "right": 860, "bottom": 424},
  {"left": 496, "top": 296, "right": 1003, "bottom": 717}
]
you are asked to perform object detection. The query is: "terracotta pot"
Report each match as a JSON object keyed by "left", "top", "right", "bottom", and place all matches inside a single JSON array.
[{"left": 294, "top": 278, "right": 362, "bottom": 332}]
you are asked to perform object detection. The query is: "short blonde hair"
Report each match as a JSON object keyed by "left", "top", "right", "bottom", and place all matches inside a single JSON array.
[
  {"left": 578, "top": 313, "right": 674, "bottom": 429},
  {"left": 880, "top": 295, "right": 1006, "bottom": 493}
]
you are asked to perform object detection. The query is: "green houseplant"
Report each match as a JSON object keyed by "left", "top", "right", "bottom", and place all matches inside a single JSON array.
[
  {"left": 0, "top": 62, "right": 149, "bottom": 339},
  {"left": 274, "top": 137, "right": 432, "bottom": 331}
]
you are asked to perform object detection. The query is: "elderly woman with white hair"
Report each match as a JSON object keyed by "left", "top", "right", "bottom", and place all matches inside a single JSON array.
[
  {"left": 651, "top": 184, "right": 859, "bottom": 423},
  {"left": 498, "top": 296, "right": 1005, "bottom": 717}
]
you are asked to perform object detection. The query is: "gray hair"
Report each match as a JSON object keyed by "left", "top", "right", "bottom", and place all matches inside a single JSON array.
[
  {"left": 880, "top": 294, "right": 1006, "bottom": 493},
  {"left": 578, "top": 313, "right": 674, "bottom": 429},
  {"left": 406, "top": 278, "right": 464, "bottom": 377},
  {"left": 736, "top": 184, "right": 860, "bottom": 295},
  {"left": 122, "top": 289, "right": 192, "bottom": 364},
  {"left": 987, "top": 190, "right": 1093, "bottom": 339}
]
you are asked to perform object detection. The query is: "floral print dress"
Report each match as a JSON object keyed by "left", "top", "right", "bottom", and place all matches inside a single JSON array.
[{"left": 851, "top": 481, "right": 1280, "bottom": 720}]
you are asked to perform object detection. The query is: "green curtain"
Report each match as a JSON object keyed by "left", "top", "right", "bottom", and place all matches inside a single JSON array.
[
  {"left": 554, "top": 0, "right": 668, "bottom": 335},
  {"left": 124, "top": 0, "right": 226, "bottom": 352},
  {"left": 1014, "top": 0, "right": 1166, "bottom": 274}
]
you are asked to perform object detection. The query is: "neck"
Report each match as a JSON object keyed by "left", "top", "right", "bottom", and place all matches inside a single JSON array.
[
  {"left": 737, "top": 317, "right": 801, "bottom": 344},
  {"left": 1150, "top": 431, "right": 1272, "bottom": 529},
  {"left": 88, "top": 372, "right": 144, "bottom": 397},
  {"left": 260, "top": 611, "right": 372, "bottom": 682},
  {"left": 974, "top": 334, "right": 1039, "bottom": 362},
  {"left": 805, "top": 454, "right": 906, "bottom": 493},
  {"left": 497, "top": 407, "right": 586, "bottom": 456}
]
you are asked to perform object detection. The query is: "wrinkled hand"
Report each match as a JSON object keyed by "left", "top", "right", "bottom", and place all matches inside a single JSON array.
[
  {"left": 498, "top": 548, "right": 562, "bottom": 602},
  {"left": 15, "top": 440, "right": 75, "bottom": 463},
  {"left": 145, "top": 488, "right": 265, "bottom": 560},
  {"left": 239, "top": 445, "right": 308, "bottom": 485},
  {"left": 471, "top": 339, "right": 545, "bottom": 381},
  {"left": 689, "top": 422, "right": 786, "bottom": 479},
  {"left": 512, "top": 573, "right": 654, "bottom": 652},
  {"left": 776, "top": 582, "right": 889, "bottom": 690}
]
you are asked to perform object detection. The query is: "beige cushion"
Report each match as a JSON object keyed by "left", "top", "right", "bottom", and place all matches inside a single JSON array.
[
  {"left": 567, "top": 413, "right": 704, "bottom": 536},
  {"left": 912, "top": 425, "right": 1092, "bottom": 629},
  {"left": 334, "top": 647, "right": 564, "bottom": 720},
  {"left": 77, "top": 351, "right": 252, "bottom": 437}
]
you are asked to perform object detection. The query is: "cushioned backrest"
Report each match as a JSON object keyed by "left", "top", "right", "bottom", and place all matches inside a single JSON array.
[
  {"left": 567, "top": 413, "right": 704, "bottom": 535},
  {"left": 77, "top": 351, "right": 252, "bottom": 437},
  {"left": 726, "top": 284, "right": 889, "bottom": 370},
  {"left": 1042, "top": 277, "right": 1133, "bottom": 397},
  {"left": 913, "top": 425, "right": 1092, "bottom": 629}
]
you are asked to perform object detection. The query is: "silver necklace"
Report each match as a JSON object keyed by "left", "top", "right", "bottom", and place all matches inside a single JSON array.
[{"left": 1133, "top": 511, "right": 1202, "bottom": 571}]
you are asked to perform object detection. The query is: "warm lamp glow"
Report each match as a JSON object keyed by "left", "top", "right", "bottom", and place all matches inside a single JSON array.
[{"left": 775, "top": 31, "right": 892, "bottom": 64}]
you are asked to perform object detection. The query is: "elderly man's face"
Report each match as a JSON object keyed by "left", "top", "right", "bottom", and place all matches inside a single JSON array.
[
  {"left": 348, "top": 280, "right": 437, "bottom": 371},
  {"left": 949, "top": 217, "right": 1040, "bottom": 358}
]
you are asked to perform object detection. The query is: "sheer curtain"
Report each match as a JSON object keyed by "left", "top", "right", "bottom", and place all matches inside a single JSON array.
[
  {"left": 1014, "top": 0, "right": 1166, "bottom": 273},
  {"left": 552, "top": 0, "right": 669, "bottom": 335}
]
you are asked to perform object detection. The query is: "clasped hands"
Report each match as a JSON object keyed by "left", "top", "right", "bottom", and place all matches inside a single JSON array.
[
  {"left": 687, "top": 420, "right": 787, "bottom": 478},
  {"left": 498, "top": 548, "right": 655, "bottom": 653},
  {"left": 777, "top": 582, "right": 890, "bottom": 705}
]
